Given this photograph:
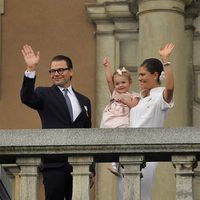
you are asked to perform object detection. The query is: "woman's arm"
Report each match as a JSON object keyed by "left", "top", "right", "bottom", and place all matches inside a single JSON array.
[
  {"left": 159, "top": 43, "right": 175, "bottom": 103},
  {"left": 103, "top": 57, "right": 114, "bottom": 94}
]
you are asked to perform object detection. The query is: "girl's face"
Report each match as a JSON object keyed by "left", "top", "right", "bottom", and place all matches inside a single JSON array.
[
  {"left": 138, "top": 66, "right": 159, "bottom": 90},
  {"left": 113, "top": 75, "right": 131, "bottom": 93}
]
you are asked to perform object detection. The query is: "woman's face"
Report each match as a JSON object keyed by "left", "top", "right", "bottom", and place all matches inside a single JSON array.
[{"left": 138, "top": 66, "right": 159, "bottom": 90}]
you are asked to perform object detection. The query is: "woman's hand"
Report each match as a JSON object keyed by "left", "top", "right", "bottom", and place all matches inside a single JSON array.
[
  {"left": 159, "top": 43, "right": 175, "bottom": 63},
  {"left": 21, "top": 44, "right": 40, "bottom": 71}
]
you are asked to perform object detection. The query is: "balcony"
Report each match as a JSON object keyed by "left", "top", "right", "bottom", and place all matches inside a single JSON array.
[{"left": 0, "top": 127, "right": 199, "bottom": 200}]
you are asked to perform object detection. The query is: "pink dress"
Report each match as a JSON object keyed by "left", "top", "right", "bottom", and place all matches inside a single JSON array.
[{"left": 100, "top": 90, "right": 139, "bottom": 128}]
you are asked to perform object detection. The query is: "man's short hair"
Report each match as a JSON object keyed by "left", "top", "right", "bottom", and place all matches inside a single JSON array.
[{"left": 51, "top": 55, "right": 73, "bottom": 69}]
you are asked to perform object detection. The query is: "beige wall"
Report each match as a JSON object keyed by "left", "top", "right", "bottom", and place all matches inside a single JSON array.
[{"left": 0, "top": 0, "right": 96, "bottom": 129}]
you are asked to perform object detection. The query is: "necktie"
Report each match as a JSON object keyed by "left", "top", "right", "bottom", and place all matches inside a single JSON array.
[{"left": 63, "top": 89, "right": 73, "bottom": 121}]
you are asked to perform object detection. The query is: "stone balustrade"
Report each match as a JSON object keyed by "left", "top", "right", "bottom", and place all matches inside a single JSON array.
[{"left": 0, "top": 127, "right": 199, "bottom": 200}]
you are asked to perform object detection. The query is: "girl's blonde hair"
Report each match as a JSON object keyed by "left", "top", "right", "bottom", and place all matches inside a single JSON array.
[{"left": 112, "top": 67, "right": 132, "bottom": 83}]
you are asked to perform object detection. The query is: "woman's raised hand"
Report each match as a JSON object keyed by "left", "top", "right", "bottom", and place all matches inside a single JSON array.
[
  {"left": 159, "top": 43, "right": 175, "bottom": 62},
  {"left": 21, "top": 44, "right": 40, "bottom": 71}
]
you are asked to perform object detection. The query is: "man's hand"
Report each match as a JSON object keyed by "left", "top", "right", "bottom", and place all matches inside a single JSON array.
[{"left": 21, "top": 44, "right": 40, "bottom": 71}]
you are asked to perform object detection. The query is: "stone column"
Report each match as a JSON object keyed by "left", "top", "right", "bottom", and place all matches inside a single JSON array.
[
  {"left": 172, "top": 155, "right": 197, "bottom": 200},
  {"left": 16, "top": 157, "right": 41, "bottom": 200},
  {"left": 184, "top": 3, "right": 197, "bottom": 125},
  {"left": 120, "top": 155, "right": 145, "bottom": 200},
  {"left": 193, "top": 167, "right": 200, "bottom": 200},
  {"left": 95, "top": 25, "right": 115, "bottom": 126},
  {"left": 86, "top": 1, "right": 136, "bottom": 126},
  {"left": 68, "top": 156, "right": 93, "bottom": 200},
  {"left": 137, "top": 0, "right": 193, "bottom": 127},
  {"left": 2, "top": 164, "right": 20, "bottom": 200}
]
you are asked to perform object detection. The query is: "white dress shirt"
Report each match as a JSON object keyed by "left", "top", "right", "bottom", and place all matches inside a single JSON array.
[{"left": 58, "top": 86, "right": 82, "bottom": 121}]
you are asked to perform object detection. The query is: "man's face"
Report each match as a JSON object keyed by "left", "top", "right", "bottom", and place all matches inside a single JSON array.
[{"left": 49, "top": 60, "right": 73, "bottom": 88}]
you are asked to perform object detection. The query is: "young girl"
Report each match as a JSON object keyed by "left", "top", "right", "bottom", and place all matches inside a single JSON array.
[{"left": 100, "top": 57, "right": 140, "bottom": 175}]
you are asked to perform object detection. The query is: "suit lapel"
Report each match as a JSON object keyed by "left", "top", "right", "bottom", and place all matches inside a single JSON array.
[{"left": 51, "top": 86, "right": 87, "bottom": 122}]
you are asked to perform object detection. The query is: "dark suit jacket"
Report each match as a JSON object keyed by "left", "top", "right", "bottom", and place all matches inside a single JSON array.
[
  {"left": 20, "top": 76, "right": 91, "bottom": 128},
  {"left": 20, "top": 76, "right": 92, "bottom": 168}
]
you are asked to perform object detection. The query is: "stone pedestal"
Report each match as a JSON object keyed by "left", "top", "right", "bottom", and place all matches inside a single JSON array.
[
  {"left": 120, "top": 155, "right": 145, "bottom": 200},
  {"left": 172, "top": 155, "right": 197, "bottom": 200},
  {"left": 2, "top": 164, "right": 20, "bottom": 200},
  {"left": 69, "top": 156, "right": 93, "bottom": 200},
  {"left": 193, "top": 163, "right": 200, "bottom": 200},
  {"left": 16, "top": 157, "right": 41, "bottom": 200}
]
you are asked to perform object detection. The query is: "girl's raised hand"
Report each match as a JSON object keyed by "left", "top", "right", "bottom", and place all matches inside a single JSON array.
[{"left": 103, "top": 57, "right": 109, "bottom": 67}]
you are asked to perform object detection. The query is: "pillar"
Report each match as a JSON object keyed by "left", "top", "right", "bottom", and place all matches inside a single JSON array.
[
  {"left": 137, "top": 0, "right": 193, "bottom": 127},
  {"left": 2, "top": 164, "right": 20, "bottom": 200},
  {"left": 193, "top": 167, "right": 200, "bottom": 200},
  {"left": 172, "top": 155, "right": 197, "bottom": 200},
  {"left": 120, "top": 155, "right": 145, "bottom": 200},
  {"left": 184, "top": 3, "right": 197, "bottom": 125},
  {"left": 68, "top": 156, "right": 93, "bottom": 200},
  {"left": 16, "top": 157, "right": 41, "bottom": 200},
  {"left": 85, "top": 2, "right": 139, "bottom": 199}
]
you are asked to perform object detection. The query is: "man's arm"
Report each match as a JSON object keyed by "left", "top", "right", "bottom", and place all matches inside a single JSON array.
[{"left": 20, "top": 45, "right": 42, "bottom": 109}]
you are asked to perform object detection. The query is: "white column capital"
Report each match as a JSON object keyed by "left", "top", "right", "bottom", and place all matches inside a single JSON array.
[
  {"left": 172, "top": 155, "right": 197, "bottom": 200},
  {"left": 16, "top": 157, "right": 41, "bottom": 200},
  {"left": 172, "top": 155, "right": 197, "bottom": 173},
  {"left": 137, "top": 0, "right": 193, "bottom": 17},
  {"left": 68, "top": 156, "right": 93, "bottom": 200}
]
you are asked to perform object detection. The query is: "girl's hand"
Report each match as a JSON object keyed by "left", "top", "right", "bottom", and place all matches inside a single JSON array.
[
  {"left": 103, "top": 57, "right": 109, "bottom": 67},
  {"left": 159, "top": 43, "right": 175, "bottom": 63}
]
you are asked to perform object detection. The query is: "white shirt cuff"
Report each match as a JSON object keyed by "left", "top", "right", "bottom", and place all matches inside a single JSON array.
[{"left": 25, "top": 70, "right": 36, "bottom": 78}]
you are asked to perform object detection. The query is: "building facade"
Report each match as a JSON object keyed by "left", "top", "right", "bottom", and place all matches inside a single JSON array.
[{"left": 0, "top": 0, "right": 200, "bottom": 199}]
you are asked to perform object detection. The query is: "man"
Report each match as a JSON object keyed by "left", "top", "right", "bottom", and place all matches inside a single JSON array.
[{"left": 20, "top": 44, "right": 92, "bottom": 200}]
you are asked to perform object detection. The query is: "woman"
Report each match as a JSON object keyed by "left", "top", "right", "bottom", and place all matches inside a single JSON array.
[{"left": 130, "top": 43, "right": 175, "bottom": 200}]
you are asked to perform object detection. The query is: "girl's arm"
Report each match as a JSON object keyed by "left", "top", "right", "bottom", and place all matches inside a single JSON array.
[
  {"left": 119, "top": 96, "right": 140, "bottom": 108},
  {"left": 159, "top": 43, "right": 175, "bottom": 103},
  {"left": 103, "top": 57, "right": 114, "bottom": 94}
]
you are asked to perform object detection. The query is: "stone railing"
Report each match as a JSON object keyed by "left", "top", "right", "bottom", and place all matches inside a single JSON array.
[{"left": 0, "top": 127, "right": 199, "bottom": 200}]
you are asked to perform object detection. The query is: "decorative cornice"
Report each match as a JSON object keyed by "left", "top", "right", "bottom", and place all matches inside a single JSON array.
[
  {"left": 85, "top": 1, "right": 136, "bottom": 23},
  {"left": 137, "top": 8, "right": 185, "bottom": 17}
]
